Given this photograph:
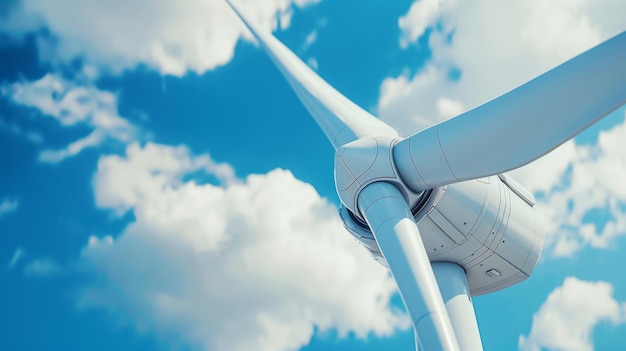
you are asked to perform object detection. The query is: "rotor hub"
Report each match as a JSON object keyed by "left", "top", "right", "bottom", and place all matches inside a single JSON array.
[{"left": 334, "top": 136, "right": 417, "bottom": 218}]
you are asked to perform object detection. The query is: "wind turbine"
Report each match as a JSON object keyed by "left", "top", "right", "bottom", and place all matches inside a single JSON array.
[{"left": 225, "top": 1, "right": 626, "bottom": 350}]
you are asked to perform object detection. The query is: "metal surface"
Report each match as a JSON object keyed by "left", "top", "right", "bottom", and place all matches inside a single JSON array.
[
  {"left": 358, "top": 182, "right": 460, "bottom": 351},
  {"left": 225, "top": 1, "right": 623, "bottom": 349},
  {"left": 433, "top": 262, "right": 483, "bottom": 351},
  {"left": 225, "top": 0, "right": 397, "bottom": 150},
  {"left": 344, "top": 176, "right": 542, "bottom": 296},
  {"left": 394, "top": 31, "right": 626, "bottom": 192}
]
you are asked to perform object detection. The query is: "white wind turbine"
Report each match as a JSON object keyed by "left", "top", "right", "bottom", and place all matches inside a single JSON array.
[{"left": 225, "top": 1, "right": 626, "bottom": 350}]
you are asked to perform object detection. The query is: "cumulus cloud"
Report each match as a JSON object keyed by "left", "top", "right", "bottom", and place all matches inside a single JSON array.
[
  {"left": 514, "top": 110, "right": 626, "bottom": 257},
  {"left": 0, "top": 0, "right": 320, "bottom": 76},
  {"left": 382, "top": 0, "right": 626, "bottom": 256},
  {"left": 3, "top": 73, "right": 137, "bottom": 163},
  {"left": 380, "top": 0, "right": 625, "bottom": 134},
  {"left": 80, "top": 142, "right": 406, "bottom": 351},
  {"left": 519, "top": 277, "right": 626, "bottom": 351},
  {"left": 398, "top": 0, "right": 443, "bottom": 48}
]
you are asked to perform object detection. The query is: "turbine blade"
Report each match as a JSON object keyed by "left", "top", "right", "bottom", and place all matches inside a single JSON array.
[
  {"left": 225, "top": 0, "right": 398, "bottom": 149},
  {"left": 432, "top": 262, "right": 483, "bottom": 350},
  {"left": 358, "top": 182, "right": 460, "bottom": 351},
  {"left": 394, "top": 31, "right": 626, "bottom": 191}
]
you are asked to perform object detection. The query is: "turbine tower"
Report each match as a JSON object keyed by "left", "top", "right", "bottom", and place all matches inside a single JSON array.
[{"left": 225, "top": 1, "right": 626, "bottom": 349}]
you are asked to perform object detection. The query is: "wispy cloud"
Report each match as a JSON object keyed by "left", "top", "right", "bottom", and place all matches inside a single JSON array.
[
  {"left": 3, "top": 74, "right": 138, "bottom": 163},
  {"left": 0, "top": 118, "right": 43, "bottom": 143},
  {"left": 6, "top": 248, "right": 25, "bottom": 270},
  {"left": 0, "top": 198, "right": 19, "bottom": 218},
  {"left": 38, "top": 130, "right": 105, "bottom": 163},
  {"left": 24, "top": 257, "right": 62, "bottom": 277},
  {"left": 304, "top": 29, "right": 318, "bottom": 49}
]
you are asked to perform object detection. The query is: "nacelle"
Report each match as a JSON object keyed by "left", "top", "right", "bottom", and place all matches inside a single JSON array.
[{"left": 340, "top": 174, "right": 543, "bottom": 296}]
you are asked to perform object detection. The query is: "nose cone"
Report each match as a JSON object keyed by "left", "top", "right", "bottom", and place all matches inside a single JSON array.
[{"left": 334, "top": 136, "right": 405, "bottom": 214}]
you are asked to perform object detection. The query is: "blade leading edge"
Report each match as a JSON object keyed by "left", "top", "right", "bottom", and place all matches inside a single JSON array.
[
  {"left": 225, "top": 0, "right": 398, "bottom": 149},
  {"left": 395, "top": 31, "right": 626, "bottom": 191}
]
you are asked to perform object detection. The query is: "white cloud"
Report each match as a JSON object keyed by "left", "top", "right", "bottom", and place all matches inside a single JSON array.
[
  {"left": 509, "top": 110, "right": 626, "bottom": 257},
  {"left": 81, "top": 142, "right": 406, "bottom": 351},
  {"left": 0, "top": 198, "right": 19, "bottom": 218},
  {"left": 93, "top": 142, "right": 235, "bottom": 215},
  {"left": 0, "top": 0, "right": 320, "bottom": 76},
  {"left": 382, "top": 0, "right": 626, "bottom": 256},
  {"left": 398, "top": 0, "right": 443, "bottom": 48},
  {"left": 507, "top": 141, "right": 578, "bottom": 196},
  {"left": 381, "top": 0, "right": 625, "bottom": 134},
  {"left": 519, "top": 277, "right": 626, "bottom": 351},
  {"left": 38, "top": 130, "right": 105, "bottom": 163},
  {"left": 3, "top": 73, "right": 138, "bottom": 163},
  {"left": 435, "top": 96, "right": 464, "bottom": 120}
]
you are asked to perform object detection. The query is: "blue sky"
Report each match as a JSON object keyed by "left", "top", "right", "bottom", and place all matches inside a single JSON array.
[{"left": 1, "top": 0, "right": 625, "bottom": 350}]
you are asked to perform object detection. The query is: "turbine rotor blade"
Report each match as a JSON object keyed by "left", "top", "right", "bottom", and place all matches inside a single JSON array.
[
  {"left": 432, "top": 262, "right": 483, "bottom": 350},
  {"left": 358, "top": 182, "right": 460, "bottom": 351},
  {"left": 225, "top": 0, "right": 398, "bottom": 149},
  {"left": 395, "top": 31, "right": 626, "bottom": 191}
]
